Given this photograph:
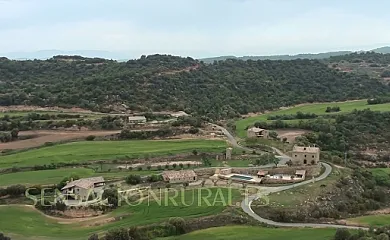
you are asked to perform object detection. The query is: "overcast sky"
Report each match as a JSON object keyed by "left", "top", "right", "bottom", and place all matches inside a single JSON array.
[{"left": 0, "top": 0, "right": 390, "bottom": 58}]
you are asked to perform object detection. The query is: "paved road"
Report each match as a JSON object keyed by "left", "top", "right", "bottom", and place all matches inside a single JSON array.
[
  {"left": 212, "top": 124, "right": 368, "bottom": 230},
  {"left": 241, "top": 162, "right": 368, "bottom": 230},
  {"left": 211, "top": 124, "right": 290, "bottom": 168}
]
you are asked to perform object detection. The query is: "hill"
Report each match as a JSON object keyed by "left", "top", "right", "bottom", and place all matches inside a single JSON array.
[
  {"left": 372, "top": 46, "right": 390, "bottom": 54},
  {"left": 0, "top": 54, "right": 388, "bottom": 119},
  {"left": 201, "top": 51, "right": 351, "bottom": 63}
]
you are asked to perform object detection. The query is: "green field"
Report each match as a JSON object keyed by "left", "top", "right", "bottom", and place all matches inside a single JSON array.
[
  {"left": 0, "top": 168, "right": 156, "bottom": 187},
  {"left": 347, "top": 214, "right": 390, "bottom": 227},
  {"left": 236, "top": 100, "right": 390, "bottom": 137},
  {"left": 159, "top": 226, "right": 336, "bottom": 240},
  {"left": 0, "top": 188, "right": 241, "bottom": 240},
  {"left": 0, "top": 139, "right": 227, "bottom": 169}
]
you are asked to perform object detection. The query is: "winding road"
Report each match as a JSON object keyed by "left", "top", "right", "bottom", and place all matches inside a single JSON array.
[{"left": 214, "top": 123, "right": 368, "bottom": 230}]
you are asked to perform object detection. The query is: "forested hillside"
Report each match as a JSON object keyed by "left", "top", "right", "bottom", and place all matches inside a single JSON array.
[{"left": 0, "top": 55, "right": 388, "bottom": 119}]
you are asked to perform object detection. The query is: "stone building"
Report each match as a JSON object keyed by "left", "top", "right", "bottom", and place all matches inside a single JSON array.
[
  {"left": 291, "top": 145, "right": 320, "bottom": 165},
  {"left": 247, "top": 127, "right": 269, "bottom": 138},
  {"left": 61, "top": 177, "right": 105, "bottom": 201},
  {"left": 128, "top": 116, "right": 147, "bottom": 124},
  {"left": 162, "top": 170, "right": 197, "bottom": 183}
]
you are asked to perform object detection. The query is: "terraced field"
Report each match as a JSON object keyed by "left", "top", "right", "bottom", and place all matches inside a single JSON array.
[{"left": 0, "top": 139, "right": 227, "bottom": 168}]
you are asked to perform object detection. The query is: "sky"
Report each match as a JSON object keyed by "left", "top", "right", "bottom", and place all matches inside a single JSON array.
[{"left": 0, "top": 0, "right": 390, "bottom": 58}]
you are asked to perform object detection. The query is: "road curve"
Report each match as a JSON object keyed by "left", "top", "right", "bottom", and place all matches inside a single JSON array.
[
  {"left": 241, "top": 162, "right": 368, "bottom": 230},
  {"left": 213, "top": 123, "right": 368, "bottom": 230}
]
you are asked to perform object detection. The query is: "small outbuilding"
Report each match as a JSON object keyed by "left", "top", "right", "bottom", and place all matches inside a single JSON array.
[
  {"left": 162, "top": 170, "right": 197, "bottom": 183},
  {"left": 247, "top": 127, "right": 269, "bottom": 138},
  {"left": 295, "top": 170, "right": 306, "bottom": 179}
]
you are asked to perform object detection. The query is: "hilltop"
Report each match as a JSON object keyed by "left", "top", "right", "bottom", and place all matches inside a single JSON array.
[
  {"left": 200, "top": 46, "right": 390, "bottom": 63},
  {"left": 0, "top": 54, "right": 389, "bottom": 119}
]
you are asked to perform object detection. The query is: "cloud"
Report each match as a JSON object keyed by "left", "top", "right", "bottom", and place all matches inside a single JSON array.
[{"left": 0, "top": 0, "right": 389, "bottom": 57}]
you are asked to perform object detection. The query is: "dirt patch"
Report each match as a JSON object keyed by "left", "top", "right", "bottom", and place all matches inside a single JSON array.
[
  {"left": 0, "top": 130, "right": 120, "bottom": 150},
  {"left": 275, "top": 129, "right": 310, "bottom": 143},
  {"left": 0, "top": 105, "right": 94, "bottom": 113}
]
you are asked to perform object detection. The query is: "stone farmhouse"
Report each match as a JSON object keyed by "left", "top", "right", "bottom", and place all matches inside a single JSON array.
[
  {"left": 291, "top": 145, "right": 320, "bottom": 165},
  {"left": 61, "top": 177, "right": 105, "bottom": 200},
  {"left": 128, "top": 116, "right": 147, "bottom": 124},
  {"left": 247, "top": 127, "right": 269, "bottom": 138},
  {"left": 162, "top": 170, "right": 198, "bottom": 183}
]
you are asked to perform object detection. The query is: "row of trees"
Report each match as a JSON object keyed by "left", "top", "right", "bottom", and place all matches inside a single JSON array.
[
  {"left": 367, "top": 96, "right": 390, "bottom": 105},
  {"left": 267, "top": 111, "right": 318, "bottom": 120}
]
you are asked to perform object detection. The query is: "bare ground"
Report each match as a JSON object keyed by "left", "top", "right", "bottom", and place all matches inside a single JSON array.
[
  {"left": 275, "top": 129, "right": 310, "bottom": 143},
  {"left": 0, "top": 130, "right": 120, "bottom": 150}
]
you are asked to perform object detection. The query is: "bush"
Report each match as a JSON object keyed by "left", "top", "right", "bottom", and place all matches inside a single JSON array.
[
  {"left": 0, "top": 232, "right": 11, "bottom": 240},
  {"left": 168, "top": 217, "right": 187, "bottom": 235},
  {"left": 86, "top": 135, "right": 96, "bottom": 141},
  {"left": 6, "top": 184, "right": 26, "bottom": 197},
  {"left": 102, "top": 188, "right": 119, "bottom": 208},
  {"left": 334, "top": 229, "right": 351, "bottom": 240},
  {"left": 148, "top": 174, "right": 163, "bottom": 182},
  {"left": 105, "top": 228, "right": 130, "bottom": 240},
  {"left": 125, "top": 175, "right": 141, "bottom": 185},
  {"left": 88, "top": 233, "right": 99, "bottom": 240}
]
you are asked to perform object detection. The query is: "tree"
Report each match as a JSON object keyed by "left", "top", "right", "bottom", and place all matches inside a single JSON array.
[
  {"left": 168, "top": 217, "right": 187, "bottom": 235},
  {"left": 172, "top": 163, "right": 177, "bottom": 169},
  {"left": 86, "top": 135, "right": 96, "bottom": 141},
  {"left": 88, "top": 233, "right": 99, "bottom": 240},
  {"left": 10, "top": 128, "right": 19, "bottom": 140},
  {"left": 105, "top": 228, "right": 130, "bottom": 240},
  {"left": 148, "top": 174, "right": 162, "bottom": 182},
  {"left": 269, "top": 131, "right": 278, "bottom": 139},
  {"left": 186, "top": 163, "right": 191, "bottom": 168},
  {"left": 0, "top": 233, "right": 11, "bottom": 240},
  {"left": 146, "top": 165, "right": 152, "bottom": 170},
  {"left": 334, "top": 229, "right": 351, "bottom": 240},
  {"left": 377, "top": 233, "right": 389, "bottom": 240},
  {"left": 102, "top": 188, "right": 119, "bottom": 208},
  {"left": 125, "top": 175, "right": 141, "bottom": 185},
  {"left": 274, "top": 158, "right": 280, "bottom": 167},
  {"left": 192, "top": 149, "right": 198, "bottom": 155},
  {"left": 179, "top": 163, "right": 184, "bottom": 169}
]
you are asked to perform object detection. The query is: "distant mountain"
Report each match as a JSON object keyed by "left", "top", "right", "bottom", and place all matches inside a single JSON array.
[
  {"left": 372, "top": 46, "right": 390, "bottom": 54},
  {"left": 200, "top": 46, "right": 390, "bottom": 63},
  {"left": 200, "top": 51, "right": 352, "bottom": 63},
  {"left": 0, "top": 50, "right": 132, "bottom": 61}
]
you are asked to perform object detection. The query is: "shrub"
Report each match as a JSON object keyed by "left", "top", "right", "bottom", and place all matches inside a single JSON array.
[
  {"left": 148, "top": 174, "right": 163, "bottom": 182},
  {"left": 86, "top": 135, "right": 96, "bottom": 141},
  {"left": 126, "top": 174, "right": 141, "bottom": 185}
]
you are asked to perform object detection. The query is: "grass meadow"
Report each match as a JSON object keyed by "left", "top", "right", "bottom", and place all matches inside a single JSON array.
[
  {"left": 235, "top": 100, "right": 390, "bottom": 137},
  {"left": 0, "top": 168, "right": 156, "bottom": 187}
]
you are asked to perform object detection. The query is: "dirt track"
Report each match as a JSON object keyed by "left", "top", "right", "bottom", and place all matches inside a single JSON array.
[
  {"left": 275, "top": 129, "right": 310, "bottom": 143},
  {"left": 0, "top": 130, "right": 120, "bottom": 150}
]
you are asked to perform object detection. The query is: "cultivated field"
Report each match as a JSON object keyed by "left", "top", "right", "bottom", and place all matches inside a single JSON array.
[
  {"left": 0, "top": 130, "right": 121, "bottom": 151},
  {"left": 0, "top": 188, "right": 240, "bottom": 240},
  {"left": 159, "top": 226, "right": 336, "bottom": 240},
  {"left": 236, "top": 100, "right": 390, "bottom": 137},
  {"left": 0, "top": 139, "right": 227, "bottom": 168},
  {"left": 0, "top": 168, "right": 156, "bottom": 187}
]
